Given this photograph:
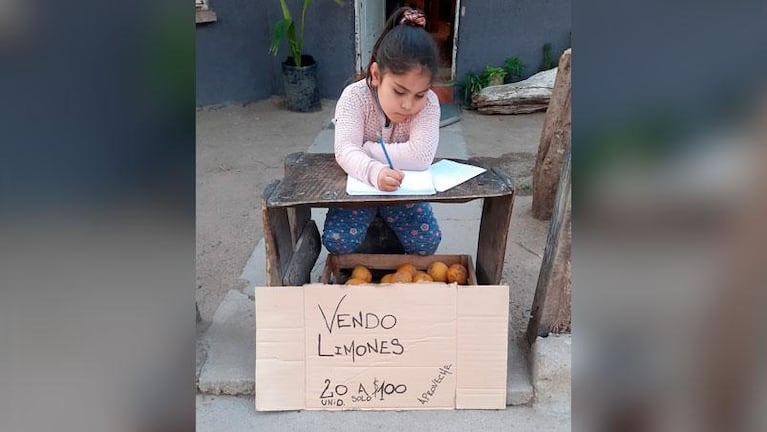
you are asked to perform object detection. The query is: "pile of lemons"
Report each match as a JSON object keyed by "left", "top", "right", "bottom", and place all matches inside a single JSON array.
[{"left": 344, "top": 261, "right": 469, "bottom": 285}]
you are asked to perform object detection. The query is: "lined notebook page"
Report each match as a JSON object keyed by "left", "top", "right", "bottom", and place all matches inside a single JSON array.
[{"left": 346, "top": 170, "right": 436, "bottom": 196}]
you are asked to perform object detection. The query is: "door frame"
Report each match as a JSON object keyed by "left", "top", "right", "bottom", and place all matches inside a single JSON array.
[{"left": 355, "top": 0, "right": 462, "bottom": 80}]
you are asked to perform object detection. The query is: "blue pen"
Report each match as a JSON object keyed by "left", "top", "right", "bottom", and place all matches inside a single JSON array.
[{"left": 378, "top": 135, "right": 394, "bottom": 169}]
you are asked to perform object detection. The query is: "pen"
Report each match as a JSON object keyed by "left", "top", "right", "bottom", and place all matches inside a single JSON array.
[{"left": 378, "top": 135, "right": 394, "bottom": 169}]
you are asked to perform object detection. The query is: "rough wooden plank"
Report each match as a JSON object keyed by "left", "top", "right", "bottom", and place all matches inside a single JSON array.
[
  {"left": 322, "top": 254, "right": 477, "bottom": 285},
  {"left": 282, "top": 219, "right": 321, "bottom": 286},
  {"left": 475, "top": 194, "right": 515, "bottom": 285},
  {"left": 526, "top": 149, "right": 571, "bottom": 345},
  {"left": 262, "top": 180, "right": 294, "bottom": 286},
  {"left": 285, "top": 152, "right": 311, "bottom": 246},
  {"left": 287, "top": 206, "right": 310, "bottom": 246},
  {"left": 532, "top": 49, "right": 571, "bottom": 220},
  {"left": 265, "top": 153, "right": 513, "bottom": 208}
]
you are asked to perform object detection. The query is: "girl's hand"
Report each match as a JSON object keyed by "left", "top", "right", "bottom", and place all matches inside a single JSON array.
[{"left": 377, "top": 168, "right": 404, "bottom": 191}]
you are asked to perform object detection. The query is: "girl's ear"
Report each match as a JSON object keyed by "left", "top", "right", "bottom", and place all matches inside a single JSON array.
[{"left": 370, "top": 62, "right": 381, "bottom": 87}]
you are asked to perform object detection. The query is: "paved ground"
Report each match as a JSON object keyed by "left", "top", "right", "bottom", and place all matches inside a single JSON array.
[
  {"left": 196, "top": 97, "right": 337, "bottom": 324},
  {"left": 197, "top": 395, "right": 570, "bottom": 432}
]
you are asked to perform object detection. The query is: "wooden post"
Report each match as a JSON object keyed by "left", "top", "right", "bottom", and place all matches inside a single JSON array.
[
  {"left": 285, "top": 152, "right": 311, "bottom": 245},
  {"left": 475, "top": 168, "right": 515, "bottom": 285},
  {"left": 526, "top": 148, "right": 571, "bottom": 345},
  {"left": 261, "top": 180, "right": 293, "bottom": 286},
  {"left": 532, "top": 48, "right": 571, "bottom": 220}
]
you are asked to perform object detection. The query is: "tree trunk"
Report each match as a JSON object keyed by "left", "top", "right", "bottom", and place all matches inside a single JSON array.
[{"left": 532, "top": 49, "right": 571, "bottom": 220}]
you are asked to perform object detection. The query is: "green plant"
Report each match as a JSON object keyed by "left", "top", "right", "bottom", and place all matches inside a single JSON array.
[
  {"left": 269, "top": 0, "right": 343, "bottom": 67},
  {"left": 481, "top": 65, "right": 507, "bottom": 84},
  {"left": 459, "top": 72, "right": 486, "bottom": 107},
  {"left": 503, "top": 56, "right": 526, "bottom": 82},
  {"left": 540, "top": 43, "right": 555, "bottom": 71}
]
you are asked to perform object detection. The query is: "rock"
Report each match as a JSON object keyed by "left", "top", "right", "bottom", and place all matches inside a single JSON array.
[
  {"left": 532, "top": 49, "right": 571, "bottom": 220},
  {"left": 473, "top": 68, "right": 558, "bottom": 114}
]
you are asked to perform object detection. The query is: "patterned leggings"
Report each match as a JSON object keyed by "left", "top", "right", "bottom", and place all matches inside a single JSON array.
[{"left": 322, "top": 203, "right": 441, "bottom": 255}]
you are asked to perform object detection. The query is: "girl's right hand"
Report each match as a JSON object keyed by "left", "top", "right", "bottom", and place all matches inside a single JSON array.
[{"left": 377, "top": 168, "right": 404, "bottom": 191}]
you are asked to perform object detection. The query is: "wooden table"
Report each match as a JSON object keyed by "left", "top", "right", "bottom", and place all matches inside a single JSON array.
[{"left": 262, "top": 152, "right": 515, "bottom": 286}]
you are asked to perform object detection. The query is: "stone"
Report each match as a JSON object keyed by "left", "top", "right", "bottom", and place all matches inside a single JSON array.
[
  {"left": 473, "top": 68, "right": 558, "bottom": 114},
  {"left": 198, "top": 290, "right": 255, "bottom": 395},
  {"left": 532, "top": 334, "right": 571, "bottom": 404}
]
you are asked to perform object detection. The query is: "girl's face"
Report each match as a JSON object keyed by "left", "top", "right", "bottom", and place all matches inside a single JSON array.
[{"left": 370, "top": 62, "right": 432, "bottom": 124}]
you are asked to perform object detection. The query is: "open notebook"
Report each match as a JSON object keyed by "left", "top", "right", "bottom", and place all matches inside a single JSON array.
[{"left": 346, "top": 159, "right": 487, "bottom": 196}]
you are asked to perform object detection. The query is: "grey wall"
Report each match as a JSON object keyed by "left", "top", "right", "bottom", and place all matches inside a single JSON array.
[
  {"left": 455, "top": 0, "right": 571, "bottom": 81},
  {"left": 196, "top": 0, "right": 355, "bottom": 106},
  {"left": 196, "top": 0, "right": 273, "bottom": 106}
]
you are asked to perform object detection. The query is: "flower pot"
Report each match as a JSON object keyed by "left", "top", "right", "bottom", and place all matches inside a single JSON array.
[
  {"left": 282, "top": 55, "right": 321, "bottom": 112},
  {"left": 431, "top": 83, "right": 454, "bottom": 104}
]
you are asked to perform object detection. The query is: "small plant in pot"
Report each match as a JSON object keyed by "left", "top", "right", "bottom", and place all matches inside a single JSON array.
[
  {"left": 503, "top": 56, "right": 526, "bottom": 83},
  {"left": 269, "top": 0, "right": 343, "bottom": 112},
  {"left": 481, "top": 65, "right": 507, "bottom": 87}
]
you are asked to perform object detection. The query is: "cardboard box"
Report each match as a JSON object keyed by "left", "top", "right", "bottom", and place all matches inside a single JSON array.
[
  {"left": 320, "top": 253, "right": 478, "bottom": 285},
  {"left": 255, "top": 260, "right": 509, "bottom": 411}
]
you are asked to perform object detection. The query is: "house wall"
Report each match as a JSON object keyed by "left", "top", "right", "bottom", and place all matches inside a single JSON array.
[
  {"left": 455, "top": 0, "right": 571, "bottom": 81},
  {"left": 196, "top": 0, "right": 571, "bottom": 107},
  {"left": 196, "top": 0, "right": 356, "bottom": 107}
]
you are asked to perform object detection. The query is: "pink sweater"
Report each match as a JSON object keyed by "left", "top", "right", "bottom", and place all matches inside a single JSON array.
[{"left": 333, "top": 79, "right": 441, "bottom": 187}]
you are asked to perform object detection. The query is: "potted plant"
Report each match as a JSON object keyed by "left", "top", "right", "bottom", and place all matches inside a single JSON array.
[
  {"left": 431, "top": 79, "right": 455, "bottom": 104},
  {"left": 539, "top": 43, "right": 556, "bottom": 71},
  {"left": 269, "top": 0, "right": 343, "bottom": 112},
  {"left": 481, "top": 65, "right": 507, "bottom": 87},
  {"left": 458, "top": 72, "right": 486, "bottom": 109},
  {"left": 503, "top": 56, "right": 526, "bottom": 83}
]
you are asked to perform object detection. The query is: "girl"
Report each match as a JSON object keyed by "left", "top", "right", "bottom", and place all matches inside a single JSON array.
[{"left": 322, "top": 7, "right": 442, "bottom": 256}]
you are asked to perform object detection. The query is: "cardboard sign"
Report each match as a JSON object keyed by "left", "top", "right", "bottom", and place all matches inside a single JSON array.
[{"left": 255, "top": 283, "right": 509, "bottom": 411}]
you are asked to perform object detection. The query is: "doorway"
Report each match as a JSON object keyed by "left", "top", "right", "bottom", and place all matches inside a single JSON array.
[
  {"left": 356, "top": 1, "right": 459, "bottom": 81},
  {"left": 387, "top": 0, "right": 457, "bottom": 81}
]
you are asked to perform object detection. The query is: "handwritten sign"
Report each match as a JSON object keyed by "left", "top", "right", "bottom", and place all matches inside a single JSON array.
[{"left": 255, "top": 283, "right": 509, "bottom": 411}]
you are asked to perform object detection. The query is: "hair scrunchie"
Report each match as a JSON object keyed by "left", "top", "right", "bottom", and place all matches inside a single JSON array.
[{"left": 399, "top": 8, "right": 426, "bottom": 28}]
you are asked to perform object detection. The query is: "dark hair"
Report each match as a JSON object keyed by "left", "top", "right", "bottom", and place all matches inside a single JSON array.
[{"left": 362, "top": 7, "right": 439, "bottom": 85}]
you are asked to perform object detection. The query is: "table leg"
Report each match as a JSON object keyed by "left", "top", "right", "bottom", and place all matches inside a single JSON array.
[
  {"left": 262, "top": 180, "right": 294, "bottom": 286},
  {"left": 475, "top": 194, "right": 515, "bottom": 285},
  {"left": 284, "top": 153, "right": 311, "bottom": 245}
]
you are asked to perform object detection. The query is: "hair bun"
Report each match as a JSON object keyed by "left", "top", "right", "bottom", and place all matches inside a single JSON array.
[{"left": 399, "top": 8, "right": 426, "bottom": 28}]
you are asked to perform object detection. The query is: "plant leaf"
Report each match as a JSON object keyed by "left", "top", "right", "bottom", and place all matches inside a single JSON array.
[
  {"left": 300, "top": 0, "right": 313, "bottom": 56},
  {"left": 270, "top": 18, "right": 295, "bottom": 57},
  {"left": 278, "top": 0, "right": 292, "bottom": 20}
]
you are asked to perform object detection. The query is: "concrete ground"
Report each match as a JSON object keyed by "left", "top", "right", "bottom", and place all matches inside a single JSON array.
[{"left": 196, "top": 100, "right": 570, "bottom": 430}]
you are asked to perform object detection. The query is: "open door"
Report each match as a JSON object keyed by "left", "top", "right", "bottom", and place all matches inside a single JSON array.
[{"left": 386, "top": 0, "right": 458, "bottom": 82}]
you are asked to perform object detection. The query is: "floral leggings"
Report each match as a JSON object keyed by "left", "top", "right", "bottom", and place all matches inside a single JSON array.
[{"left": 322, "top": 203, "right": 441, "bottom": 255}]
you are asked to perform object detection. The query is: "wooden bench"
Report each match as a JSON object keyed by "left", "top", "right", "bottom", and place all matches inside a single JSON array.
[{"left": 261, "top": 152, "right": 515, "bottom": 286}]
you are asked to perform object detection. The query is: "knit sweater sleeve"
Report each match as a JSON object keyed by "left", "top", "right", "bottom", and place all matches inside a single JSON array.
[
  {"left": 362, "top": 91, "right": 440, "bottom": 171},
  {"left": 333, "top": 85, "right": 387, "bottom": 187}
]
